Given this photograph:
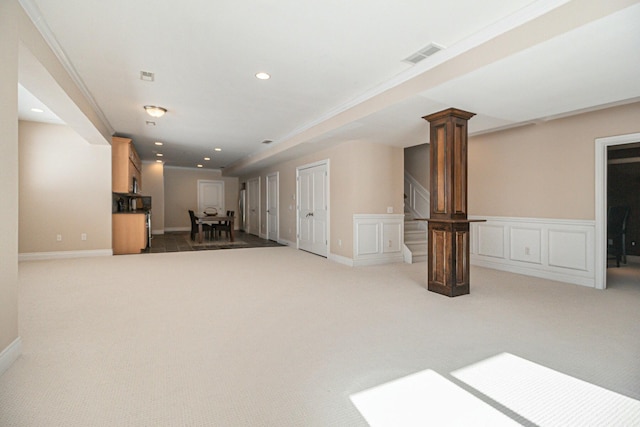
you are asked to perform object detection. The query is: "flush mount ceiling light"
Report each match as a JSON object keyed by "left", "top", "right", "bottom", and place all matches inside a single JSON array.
[
  {"left": 214, "top": 148, "right": 222, "bottom": 152},
  {"left": 255, "top": 72, "right": 270, "bottom": 80},
  {"left": 144, "top": 105, "right": 167, "bottom": 118},
  {"left": 197, "top": 164, "right": 203, "bottom": 168},
  {"left": 204, "top": 157, "right": 210, "bottom": 161},
  {"left": 154, "top": 141, "right": 163, "bottom": 146}
]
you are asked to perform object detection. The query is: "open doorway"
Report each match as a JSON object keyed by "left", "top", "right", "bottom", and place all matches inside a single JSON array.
[{"left": 595, "top": 132, "right": 640, "bottom": 289}]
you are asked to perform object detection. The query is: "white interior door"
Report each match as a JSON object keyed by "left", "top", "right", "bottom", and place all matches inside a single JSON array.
[
  {"left": 198, "top": 180, "right": 224, "bottom": 215},
  {"left": 247, "top": 177, "right": 260, "bottom": 236},
  {"left": 266, "top": 173, "right": 278, "bottom": 242},
  {"left": 297, "top": 162, "right": 328, "bottom": 257}
]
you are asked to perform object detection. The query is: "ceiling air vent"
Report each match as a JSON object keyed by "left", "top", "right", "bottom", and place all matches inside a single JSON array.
[
  {"left": 140, "top": 71, "right": 155, "bottom": 82},
  {"left": 403, "top": 43, "right": 444, "bottom": 65}
]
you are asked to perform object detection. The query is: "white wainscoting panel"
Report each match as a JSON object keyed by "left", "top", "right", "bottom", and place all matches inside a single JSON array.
[
  {"left": 358, "top": 223, "right": 380, "bottom": 256},
  {"left": 510, "top": 227, "right": 542, "bottom": 264},
  {"left": 470, "top": 216, "right": 595, "bottom": 287},
  {"left": 383, "top": 222, "right": 403, "bottom": 253},
  {"left": 548, "top": 229, "right": 588, "bottom": 271},
  {"left": 477, "top": 225, "right": 505, "bottom": 258},
  {"left": 354, "top": 214, "right": 405, "bottom": 266}
]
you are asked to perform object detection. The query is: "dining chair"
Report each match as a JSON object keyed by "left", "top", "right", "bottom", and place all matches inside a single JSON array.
[
  {"left": 188, "top": 210, "right": 213, "bottom": 241},
  {"left": 217, "top": 210, "right": 234, "bottom": 239}
]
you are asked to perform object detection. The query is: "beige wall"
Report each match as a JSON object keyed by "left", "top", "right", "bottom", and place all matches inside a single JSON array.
[
  {"left": 0, "top": 0, "right": 20, "bottom": 357},
  {"left": 240, "top": 140, "right": 404, "bottom": 258},
  {"left": 19, "top": 121, "right": 111, "bottom": 253},
  {"left": 404, "top": 143, "right": 430, "bottom": 190},
  {"left": 468, "top": 102, "right": 640, "bottom": 220},
  {"left": 141, "top": 162, "right": 165, "bottom": 234},
  {"left": 164, "top": 167, "right": 239, "bottom": 229},
  {"left": 2, "top": 0, "right": 113, "bottom": 361}
]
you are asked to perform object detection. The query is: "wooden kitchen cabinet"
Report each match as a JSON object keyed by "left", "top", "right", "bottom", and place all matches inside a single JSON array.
[
  {"left": 112, "top": 214, "right": 147, "bottom": 254},
  {"left": 112, "top": 136, "right": 142, "bottom": 193}
]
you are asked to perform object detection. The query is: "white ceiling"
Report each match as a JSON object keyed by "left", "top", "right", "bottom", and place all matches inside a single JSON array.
[{"left": 17, "top": 0, "right": 640, "bottom": 174}]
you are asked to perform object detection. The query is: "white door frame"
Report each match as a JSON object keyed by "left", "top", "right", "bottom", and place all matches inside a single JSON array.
[
  {"left": 266, "top": 172, "right": 279, "bottom": 242},
  {"left": 594, "top": 131, "right": 640, "bottom": 289},
  {"left": 247, "top": 177, "right": 261, "bottom": 237},
  {"left": 296, "top": 159, "right": 330, "bottom": 256}
]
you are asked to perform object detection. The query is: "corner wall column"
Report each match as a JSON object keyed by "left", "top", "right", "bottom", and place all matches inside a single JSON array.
[{"left": 423, "top": 108, "right": 478, "bottom": 297}]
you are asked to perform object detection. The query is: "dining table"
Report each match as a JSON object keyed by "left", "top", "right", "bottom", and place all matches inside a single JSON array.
[{"left": 196, "top": 213, "right": 235, "bottom": 243}]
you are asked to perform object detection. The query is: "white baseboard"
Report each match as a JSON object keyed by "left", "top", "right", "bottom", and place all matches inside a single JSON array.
[
  {"left": 19, "top": 249, "right": 113, "bottom": 262},
  {"left": 0, "top": 337, "right": 22, "bottom": 377},
  {"left": 329, "top": 252, "right": 354, "bottom": 266},
  {"left": 277, "top": 238, "right": 295, "bottom": 247},
  {"left": 353, "top": 254, "right": 404, "bottom": 267},
  {"left": 472, "top": 258, "right": 594, "bottom": 287},
  {"left": 164, "top": 227, "right": 190, "bottom": 232}
]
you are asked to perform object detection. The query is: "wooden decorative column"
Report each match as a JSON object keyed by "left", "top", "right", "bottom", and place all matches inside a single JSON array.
[{"left": 423, "top": 108, "right": 480, "bottom": 297}]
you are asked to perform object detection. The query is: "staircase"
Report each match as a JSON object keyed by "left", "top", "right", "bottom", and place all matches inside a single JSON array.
[
  {"left": 403, "top": 172, "right": 429, "bottom": 264},
  {"left": 404, "top": 215, "right": 427, "bottom": 263}
]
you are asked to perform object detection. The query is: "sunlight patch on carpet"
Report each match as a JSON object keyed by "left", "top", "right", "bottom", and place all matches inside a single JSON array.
[
  {"left": 452, "top": 353, "right": 640, "bottom": 426},
  {"left": 350, "top": 369, "right": 519, "bottom": 426}
]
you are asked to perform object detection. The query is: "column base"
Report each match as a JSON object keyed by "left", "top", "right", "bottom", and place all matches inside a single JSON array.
[{"left": 427, "top": 220, "right": 472, "bottom": 297}]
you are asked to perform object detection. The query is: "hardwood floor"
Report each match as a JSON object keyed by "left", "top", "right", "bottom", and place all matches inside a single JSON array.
[{"left": 144, "top": 231, "right": 283, "bottom": 253}]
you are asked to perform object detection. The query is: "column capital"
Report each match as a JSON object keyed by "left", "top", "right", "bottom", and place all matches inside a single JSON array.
[{"left": 422, "top": 108, "right": 476, "bottom": 122}]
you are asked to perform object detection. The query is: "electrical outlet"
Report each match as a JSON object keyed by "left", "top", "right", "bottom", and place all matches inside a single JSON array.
[
  {"left": 338, "top": 239, "right": 342, "bottom": 247},
  {"left": 524, "top": 247, "right": 530, "bottom": 256},
  {"left": 387, "top": 206, "right": 393, "bottom": 213},
  {"left": 81, "top": 233, "right": 87, "bottom": 241},
  {"left": 388, "top": 240, "right": 392, "bottom": 248},
  {"left": 56, "top": 234, "right": 62, "bottom": 242}
]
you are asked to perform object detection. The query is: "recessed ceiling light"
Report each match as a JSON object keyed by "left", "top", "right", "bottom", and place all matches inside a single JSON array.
[
  {"left": 197, "top": 164, "right": 203, "bottom": 168},
  {"left": 214, "top": 148, "right": 222, "bottom": 152},
  {"left": 146, "top": 121, "right": 156, "bottom": 126},
  {"left": 156, "top": 160, "right": 163, "bottom": 163},
  {"left": 30, "top": 108, "right": 44, "bottom": 113},
  {"left": 154, "top": 141, "right": 163, "bottom": 145},
  {"left": 156, "top": 153, "right": 163, "bottom": 157},
  {"left": 204, "top": 157, "right": 210, "bottom": 161},
  {"left": 255, "top": 72, "right": 270, "bottom": 80}
]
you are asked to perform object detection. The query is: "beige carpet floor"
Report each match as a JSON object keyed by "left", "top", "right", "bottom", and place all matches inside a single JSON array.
[{"left": 1, "top": 248, "right": 639, "bottom": 426}]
